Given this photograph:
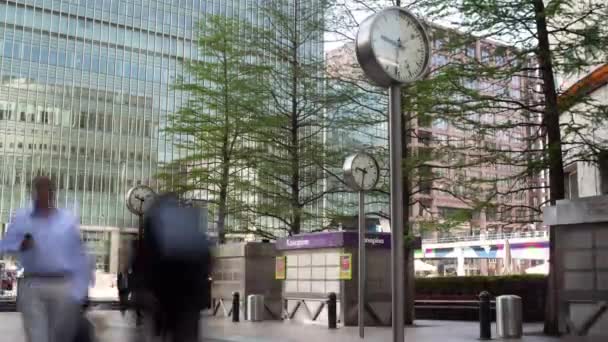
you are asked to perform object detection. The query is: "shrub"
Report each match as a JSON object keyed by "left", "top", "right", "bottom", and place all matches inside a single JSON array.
[{"left": 415, "top": 275, "right": 547, "bottom": 321}]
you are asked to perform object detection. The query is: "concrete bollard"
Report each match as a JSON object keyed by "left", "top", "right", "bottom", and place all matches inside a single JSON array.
[
  {"left": 327, "top": 292, "right": 337, "bottom": 329},
  {"left": 479, "top": 291, "right": 492, "bottom": 340},
  {"left": 232, "top": 292, "right": 240, "bottom": 322}
]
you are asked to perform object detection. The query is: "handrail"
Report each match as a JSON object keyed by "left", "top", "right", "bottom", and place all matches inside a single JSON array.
[{"left": 422, "top": 230, "right": 549, "bottom": 244}]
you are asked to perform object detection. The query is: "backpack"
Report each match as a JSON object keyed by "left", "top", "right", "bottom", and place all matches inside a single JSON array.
[{"left": 146, "top": 203, "right": 209, "bottom": 263}]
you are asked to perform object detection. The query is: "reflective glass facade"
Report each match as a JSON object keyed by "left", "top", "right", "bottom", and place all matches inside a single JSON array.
[
  {"left": 0, "top": 0, "right": 201, "bottom": 230},
  {"left": 0, "top": 0, "right": 303, "bottom": 232}
]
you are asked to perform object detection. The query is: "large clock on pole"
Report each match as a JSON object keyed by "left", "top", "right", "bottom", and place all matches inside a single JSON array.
[
  {"left": 356, "top": 7, "right": 431, "bottom": 87},
  {"left": 355, "top": 7, "right": 431, "bottom": 342}
]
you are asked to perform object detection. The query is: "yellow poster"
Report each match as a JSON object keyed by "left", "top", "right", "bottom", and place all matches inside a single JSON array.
[
  {"left": 275, "top": 256, "right": 286, "bottom": 280},
  {"left": 339, "top": 253, "right": 352, "bottom": 280}
]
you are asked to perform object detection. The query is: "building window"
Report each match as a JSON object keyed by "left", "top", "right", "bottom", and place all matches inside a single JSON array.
[
  {"left": 433, "top": 118, "right": 448, "bottom": 130},
  {"left": 599, "top": 151, "right": 608, "bottom": 195},
  {"left": 20, "top": 112, "right": 26, "bottom": 121},
  {"left": 481, "top": 49, "right": 490, "bottom": 63},
  {"left": 41, "top": 111, "right": 50, "bottom": 124},
  {"left": 564, "top": 168, "right": 579, "bottom": 199},
  {"left": 466, "top": 45, "right": 476, "bottom": 58},
  {"left": 80, "top": 112, "right": 88, "bottom": 129}
]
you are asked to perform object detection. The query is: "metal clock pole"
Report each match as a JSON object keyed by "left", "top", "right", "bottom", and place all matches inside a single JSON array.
[
  {"left": 389, "top": 84, "right": 404, "bottom": 342},
  {"left": 358, "top": 188, "right": 366, "bottom": 338},
  {"left": 344, "top": 153, "right": 379, "bottom": 340},
  {"left": 354, "top": 8, "right": 430, "bottom": 341},
  {"left": 138, "top": 201, "right": 144, "bottom": 249}
]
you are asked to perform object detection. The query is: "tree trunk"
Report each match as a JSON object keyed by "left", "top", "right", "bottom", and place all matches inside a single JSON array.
[
  {"left": 395, "top": 0, "right": 415, "bottom": 324},
  {"left": 402, "top": 89, "right": 415, "bottom": 325},
  {"left": 217, "top": 165, "right": 229, "bottom": 244},
  {"left": 217, "top": 195, "right": 227, "bottom": 244},
  {"left": 533, "top": 0, "right": 566, "bottom": 335},
  {"left": 290, "top": 0, "right": 301, "bottom": 236},
  {"left": 217, "top": 157, "right": 230, "bottom": 244}
]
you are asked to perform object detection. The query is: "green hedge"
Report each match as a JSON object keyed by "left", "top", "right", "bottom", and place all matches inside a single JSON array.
[{"left": 416, "top": 275, "right": 547, "bottom": 321}]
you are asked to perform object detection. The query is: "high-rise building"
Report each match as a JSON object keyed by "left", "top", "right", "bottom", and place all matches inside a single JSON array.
[{"left": 0, "top": 0, "right": 323, "bottom": 273}]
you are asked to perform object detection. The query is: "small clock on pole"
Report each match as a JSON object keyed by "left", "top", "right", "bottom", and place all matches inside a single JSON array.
[
  {"left": 126, "top": 185, "right": 157, "bottom": 244},
  {"left": 343, "top": 152, "right": 380, "bottom": 338},
  {"left": 356, "top": 6, "right": 431, "bottom": 342}
]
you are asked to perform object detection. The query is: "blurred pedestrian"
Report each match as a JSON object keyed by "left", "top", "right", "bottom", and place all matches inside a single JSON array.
[
  {"left": 117, "top": 271, "right": 129, "bottom": 315},
  {"left": 128, "top": 239, "right": 144, "bottom": 327},
  {"left": 135, "top": 193, "right": 211, "bottom": 342},
  {"left": 0, "top": 176, "right": 92, "bottom": 342}
]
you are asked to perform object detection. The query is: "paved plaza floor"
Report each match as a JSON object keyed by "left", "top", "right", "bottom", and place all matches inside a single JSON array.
[{"left": 0, "top": 311, "right": 602, "bottom": 341}]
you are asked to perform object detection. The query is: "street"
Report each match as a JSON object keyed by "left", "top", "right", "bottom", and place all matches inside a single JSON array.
[{"left": 0, "top": 311, "right": 586, "bottom": 342}]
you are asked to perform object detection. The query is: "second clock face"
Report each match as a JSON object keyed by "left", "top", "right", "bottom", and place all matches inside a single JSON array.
[
  {"left": 370, "top": 8, "right": 430, "bottom": 84},
  {"left": 344, "top": 153, "right": 380, "bottom": 191}
]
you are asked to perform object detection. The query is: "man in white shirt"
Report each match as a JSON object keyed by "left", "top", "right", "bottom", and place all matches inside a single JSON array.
[{"left": 0, "top": 176, "right": 91, "bottom": 342}]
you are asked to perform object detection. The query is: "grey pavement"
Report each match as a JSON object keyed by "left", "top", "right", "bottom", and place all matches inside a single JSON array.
[{"left": 0, "top": 311, "right": 600, "bottom": 341}]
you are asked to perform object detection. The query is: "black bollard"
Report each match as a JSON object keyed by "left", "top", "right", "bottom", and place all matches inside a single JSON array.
[
  {"left": 327, "top": 292, "right": 337, "bottom": 329},
  {"left": 479, "top": 291, "right": 492, "bottom": 340},
  {"left": 232, "top": 292, "right": 240, "bottom": 322}
]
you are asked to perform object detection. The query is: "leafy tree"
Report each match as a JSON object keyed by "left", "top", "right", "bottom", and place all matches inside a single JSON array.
[
  {"left": 159, "top": 15, "right": 270, "bottom": 243},
  {"left": 325, "top": 0, "right": 608, "bottom": 329},
  {"left": 388, "top": 0, "right": 608, "bottom": 334},
  {"left": 244, "top": 0, "right": 352, "bottom": 236}
]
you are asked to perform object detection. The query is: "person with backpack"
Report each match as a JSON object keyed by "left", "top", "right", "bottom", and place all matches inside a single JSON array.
[{"left": 133, "top": 193, "right": 211, "bottom": 342}]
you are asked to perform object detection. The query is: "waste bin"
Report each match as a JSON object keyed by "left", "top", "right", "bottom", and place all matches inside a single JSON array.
[
  {"left": 496, "top": 295, "right": 523, "bottom": 338},
  {"left": 247, "top": 294, "right": 265, "bottom": 322}
]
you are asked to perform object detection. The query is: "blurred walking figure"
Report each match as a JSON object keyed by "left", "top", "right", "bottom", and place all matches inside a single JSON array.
[
  {"left": 117, "top": 270, "right": 130, "bottom": 315},
  {"left": 133, "top": 193, "right": 211, "bottom": 342},
  {"left": 127, "top": 240, "right": 144, "bottom": 326},
  {"left": 0, "top": 176, "right": 92, "bottom": 342}
]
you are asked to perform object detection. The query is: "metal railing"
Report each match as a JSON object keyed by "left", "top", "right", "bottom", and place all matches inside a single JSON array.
[{"left": 422, "top": 230, "right": 549, "bottom": 244}]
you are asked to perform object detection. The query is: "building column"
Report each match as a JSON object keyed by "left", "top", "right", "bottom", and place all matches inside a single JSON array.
[
  {"left": 456, "top": 247, "right": 466, "bottom": 276},
  {"left": 480, "top": 258, "right": 489, "bottom": 276},
  {"left": 109, "top": 229, "right": 120, "bottom": 274}
]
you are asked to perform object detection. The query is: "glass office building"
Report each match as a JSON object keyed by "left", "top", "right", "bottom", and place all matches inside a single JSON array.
[{"left": 0, "top": 0, "right": 323, "bottom": 271}]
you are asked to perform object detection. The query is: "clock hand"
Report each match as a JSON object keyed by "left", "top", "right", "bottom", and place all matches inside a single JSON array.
[
  {"left": 381, "top": 35, "right": 400, "bottom": 48},
  {"left": 356, "top": 167, "right": 368, "bottom": 174}
]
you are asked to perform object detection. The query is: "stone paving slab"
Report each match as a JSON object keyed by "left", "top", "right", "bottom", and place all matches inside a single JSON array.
[{"left": 0, "top": 311, "right": 604, "bottom": 341}]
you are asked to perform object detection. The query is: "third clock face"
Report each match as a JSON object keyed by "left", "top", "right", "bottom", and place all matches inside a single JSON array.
[{"left": 370, "top": 8, "right": 430, "bottom": 84}]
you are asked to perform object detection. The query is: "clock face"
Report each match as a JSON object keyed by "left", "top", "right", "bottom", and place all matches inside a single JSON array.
[
  {"left": 126, "top": 185, "right": 156, "bottom": 215},
  {"left": 356, "top": 7, "right": 431, "bottom": 86},
  {"left": 343, "top": 153, "right": 380, "bottom": 191},
  {"left": 371, "top": 9, "right": 430, "bottom": 84}
]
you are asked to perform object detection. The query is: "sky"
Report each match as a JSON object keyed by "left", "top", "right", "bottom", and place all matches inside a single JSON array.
[{"left": 323, "top": 0, "right": 464, "bottom": 52}]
